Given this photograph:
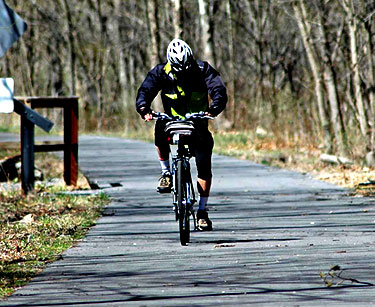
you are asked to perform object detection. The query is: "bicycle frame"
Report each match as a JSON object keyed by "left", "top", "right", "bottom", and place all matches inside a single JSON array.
[{"left": 151, "top": 112, "right": 212, "bottom": 244}]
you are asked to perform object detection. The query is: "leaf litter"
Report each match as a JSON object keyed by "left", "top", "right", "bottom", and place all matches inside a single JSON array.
[{"left": 0, "top": 149, "right": 109, "bottom": 297}]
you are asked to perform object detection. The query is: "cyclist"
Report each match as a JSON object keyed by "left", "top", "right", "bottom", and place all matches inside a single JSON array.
[{"left": 136, "top": 38, "right": 227, "bottom": 231}]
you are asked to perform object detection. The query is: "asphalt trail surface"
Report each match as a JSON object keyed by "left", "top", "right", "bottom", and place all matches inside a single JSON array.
[{"left": 1, "top": 134, "right": 375, "bottom": 306}]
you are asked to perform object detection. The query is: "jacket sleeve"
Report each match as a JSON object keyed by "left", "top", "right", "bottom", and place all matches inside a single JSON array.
[
  {"left": 136, "top": 65, "right": 163, "bottom": 117},
  {"left": 203, "top": 62, "right": 228, "bottom": 116}
]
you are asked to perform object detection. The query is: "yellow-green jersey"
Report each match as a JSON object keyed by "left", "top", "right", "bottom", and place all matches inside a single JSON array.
[{"left": 136, "top": 60, "right": 227, "bottom": 119}]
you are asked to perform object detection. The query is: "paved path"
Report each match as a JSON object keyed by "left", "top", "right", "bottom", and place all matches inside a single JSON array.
[{"left": 1, "top": 134, "right": 375, "bottom": 306}]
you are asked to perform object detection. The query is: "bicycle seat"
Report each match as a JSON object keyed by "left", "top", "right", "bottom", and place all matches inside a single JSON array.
[{"left": 164, "top": 121, "right": 195, "bottom": 136}]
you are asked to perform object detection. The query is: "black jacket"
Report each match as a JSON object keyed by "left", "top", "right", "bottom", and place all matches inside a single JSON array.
[{"left": 136, "top": 60, "right": 227, "bottom": 118}]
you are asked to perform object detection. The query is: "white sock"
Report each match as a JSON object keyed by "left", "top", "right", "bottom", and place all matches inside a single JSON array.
[
  {"left": 160, "top": 160, "right": 170, "bottom": 175},
  {"left": 198, "top": 196, "right": 208, "bottom": 210}
]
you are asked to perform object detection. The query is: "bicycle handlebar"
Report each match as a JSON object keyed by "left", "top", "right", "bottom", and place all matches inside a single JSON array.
[{"left": 151, "top": 111, "right": 214, "bottom": 121}]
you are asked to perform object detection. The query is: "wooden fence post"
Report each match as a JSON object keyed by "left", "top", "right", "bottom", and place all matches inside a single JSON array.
[
  {"left": 20, "top": 115, "right": 35, "bottom": 193},
  {"left": 14, "top": 98, "right": 53, "bottom": 194},
  {"left": 64, "top": 100, "right": 78, "bottom": 185}
]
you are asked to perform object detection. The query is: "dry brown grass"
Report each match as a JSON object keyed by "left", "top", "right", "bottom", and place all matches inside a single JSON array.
[
  {"left": 0, "top": 144, "right": 107, "bottom": 297},
  {"left": 213, "top": 130, "right": 375, "bottom": 196}
]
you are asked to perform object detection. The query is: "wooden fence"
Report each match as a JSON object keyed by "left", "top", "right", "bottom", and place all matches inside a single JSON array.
[{"left": 15, "top": 96, "right": 79, "bottom": 193}]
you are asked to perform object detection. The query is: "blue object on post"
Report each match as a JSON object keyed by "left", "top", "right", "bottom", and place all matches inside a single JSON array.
[
  {"left": 0, "top": 0, "right": 27, "bottom": 58},
  {"left": 0, "top": 78, "right": 14, "bottom": 113}
]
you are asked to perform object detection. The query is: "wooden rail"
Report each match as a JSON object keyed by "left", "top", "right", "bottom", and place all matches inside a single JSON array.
[{"left": 16, "top": 96, "right": 79, "bottom": 188}]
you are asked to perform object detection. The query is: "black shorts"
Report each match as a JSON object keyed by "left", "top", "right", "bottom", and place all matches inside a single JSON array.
[{"left": 154, "top": 119, "right": 214, "bottom": 180}]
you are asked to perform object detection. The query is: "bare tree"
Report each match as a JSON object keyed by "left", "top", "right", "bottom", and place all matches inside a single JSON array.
[
  {"left": 61, "top": 0, "right": 76, "bottom": 95},
  {"left": 171, "top": 0, "right": 183, "bottom": 37},
  {"left": 314, "top": 0, "right": 348, "bottom": 155},
  {"left": 364, "top": 19, "right": 375, "bottom": 156},
  {"left": 145, "top": 0, "right": 163, "bottom": 111},
  {"left": 292, "top": 1, "right": 332, "bottom": 152},
  {"left": 342, "top": 0, "right": 369, "bottom": 145},
  {"left": 197, "top": 0, "right": 215, "bottom": 66},
  {"left": 225, "top": 0, "right": 236, "bottom": 127}
]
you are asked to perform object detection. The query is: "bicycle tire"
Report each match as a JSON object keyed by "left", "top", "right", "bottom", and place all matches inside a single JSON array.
[{"left": 177, "top": 160, "right": 190, "bottom": 245}]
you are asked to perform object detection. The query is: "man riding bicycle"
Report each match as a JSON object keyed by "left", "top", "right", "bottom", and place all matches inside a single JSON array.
[{"left": 136, "top": 38, "right": 227, "bottom": 231}]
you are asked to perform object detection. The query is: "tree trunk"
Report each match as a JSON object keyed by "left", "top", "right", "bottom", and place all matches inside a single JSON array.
[
  {"left": 365, "top": 21, "right": 375, "bottom": 153},
  {"left": 314, "top": 0, "right": 348, "bottom": 156},
  {"left": 62, "top": 0, "right": 76, "bottom": 95},
  {"left": 197, "top": 0, "right": 215, "bottom": 67},
  {"left": 95, "top": 0, "right": 106, "bottom": 130},
  {"left": 113, "top": 0, "right": 128, "bottom": 111},
  {"left": 146, "top": 0, "right": 159, "bottom": 65},
  {"left": 171, "top": 0, "right": 182, "bottom": 37},
  {"left": 226, "top": 0, "right": 236, "bottom": 128},
  {"left": 146, "top": 0, "right": 163, "bottom": 111},
  {"left": 342, "top": 0, "right": 369, "bottom": 146},
  {"left": 293, "top": 1, "right": 332, "bottom": 152}
]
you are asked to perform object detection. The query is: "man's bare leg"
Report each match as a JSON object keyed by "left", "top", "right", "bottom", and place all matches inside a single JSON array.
[
  {"left": 156, "top": 145, "right": 170, "bottom": 174},
  {"left": 197, "top": 177, "right": 211, "bottom": 197},
  {"left": 197, "top": 177, "right": 213, "bottom": 230},
  {"left": 197, "top": 177, "right": 212, "bottom": 210}
]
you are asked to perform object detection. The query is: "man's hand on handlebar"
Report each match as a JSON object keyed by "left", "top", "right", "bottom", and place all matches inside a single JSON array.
[{"left": 144, "top": 113, "right": 154, "bottom": 122}]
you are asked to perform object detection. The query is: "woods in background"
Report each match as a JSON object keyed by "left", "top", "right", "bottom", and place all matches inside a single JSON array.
[{"left": 1, "top": 0, "right": 375, "bottom": 162}]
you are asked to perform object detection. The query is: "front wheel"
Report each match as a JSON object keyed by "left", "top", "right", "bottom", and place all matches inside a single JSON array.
[{"left": 177, "top": 160, "right": 190, "bottom": 245}]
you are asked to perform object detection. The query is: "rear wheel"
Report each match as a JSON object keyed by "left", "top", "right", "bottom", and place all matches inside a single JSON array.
[{"left": 177, "top": 160, "right": 189, "bottom": 245}]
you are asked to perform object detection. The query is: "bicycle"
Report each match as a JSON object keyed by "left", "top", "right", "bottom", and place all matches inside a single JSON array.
[{"left": 152, "top": 111, "right": 213, "bottom": 245}]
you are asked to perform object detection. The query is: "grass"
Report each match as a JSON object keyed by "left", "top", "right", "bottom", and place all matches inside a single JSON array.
[
  {"left": 212, "top": 130, "right": 375, "bottom": 196},
  {"left": 0, "top": 189, "right": 108, "bottom": 297},
  {"left": 0, "top": 145, "right": 109, "bottom": 298},
  {"left": 118, "top": 124, "right": 375, "bottom": 195}
]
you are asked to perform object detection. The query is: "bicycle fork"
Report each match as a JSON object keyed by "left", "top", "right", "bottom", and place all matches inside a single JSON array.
[{"left": 172, "top": 157, "right": 197, "bottom": 229}]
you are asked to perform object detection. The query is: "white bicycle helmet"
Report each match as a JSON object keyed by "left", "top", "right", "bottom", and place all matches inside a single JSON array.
[{"left": 167, "top": 38, "right": 194, "bottom": 72}]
